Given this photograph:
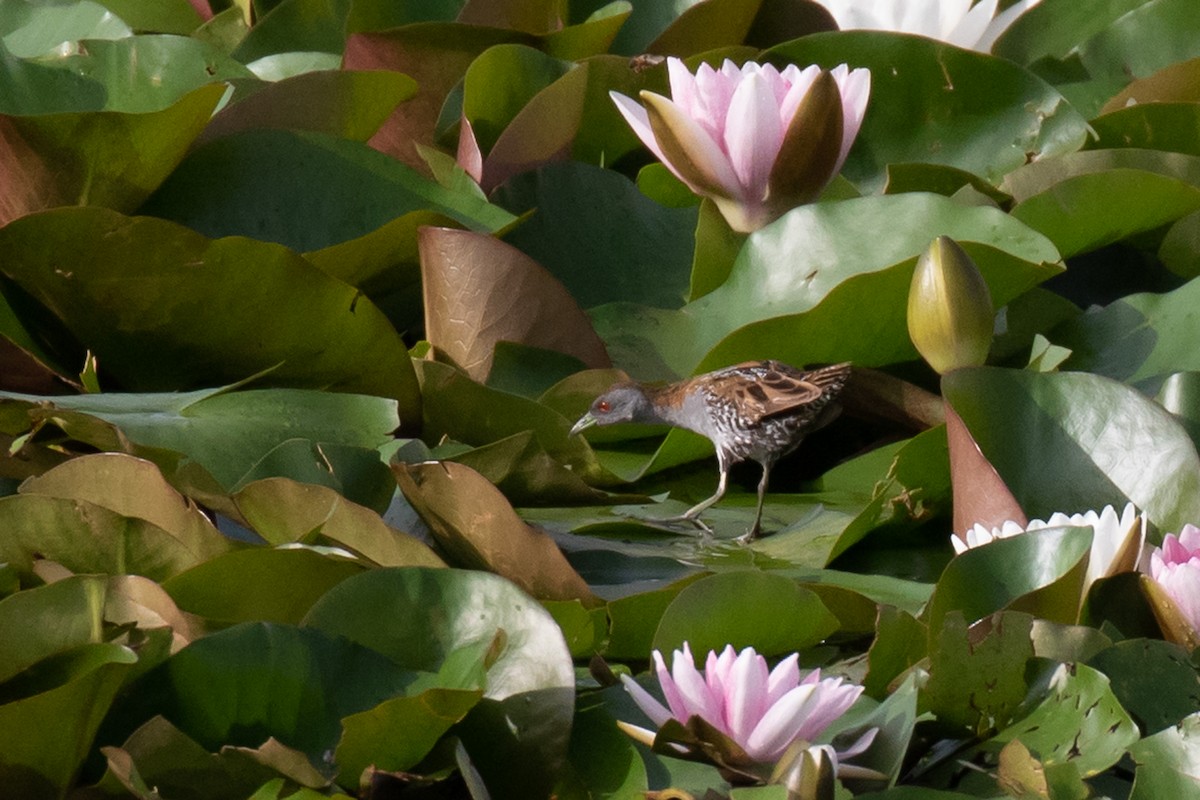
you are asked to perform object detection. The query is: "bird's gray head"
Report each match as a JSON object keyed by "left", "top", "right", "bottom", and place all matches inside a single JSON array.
[{"left": 569, "top": 383, "right": 654, "bottom": 435}]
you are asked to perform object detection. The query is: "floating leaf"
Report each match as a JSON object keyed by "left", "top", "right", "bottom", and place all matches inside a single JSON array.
[
  {"left": 418, "top": 226, "right": 611, "bottom": 381},
  {"left": 766, "top": 32, "right": 1089, "bottom": 192},
  {"left": 942, "top": 367, "right": 1200, "bottom": 534},
  {"left": 0, "top": 208, "right": 420, "bottom": 417},
  {"left": 0, "top": 83, "right": 225, "bottom": 226},
  {"left": 650, "top": 571, "right": 838, "bottom": 656},
  {"left": 395, "top": 460, "right": 599, "bottom": 605}
]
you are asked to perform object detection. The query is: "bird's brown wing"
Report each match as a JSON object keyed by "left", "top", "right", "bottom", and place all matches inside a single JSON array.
[{"left": 716, "top": 361, "right": 833, "bottom": 424}]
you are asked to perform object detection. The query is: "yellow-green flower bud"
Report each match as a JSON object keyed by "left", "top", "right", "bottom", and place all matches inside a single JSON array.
[{"left": 907, "top": 236, "right": 994, "bottom": 375}]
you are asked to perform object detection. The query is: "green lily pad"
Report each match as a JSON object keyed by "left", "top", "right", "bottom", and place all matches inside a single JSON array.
[
  {"left": 163, "top": 549, "right": 366, "bottom": 625},
  {"left": 1053, "top": 278, "right": 1200, "bottom": 392},
  {"left": 232, "top": 0, "right": 351, "bottom": 63},
  {"left": 0, "top": 83, "right": 225, "bottom": 226},
  {"left": 942, "top": 367, "right": 1200, "bottom": 534},
  {"left": 1087, "top": 639, "right": 1200, "bottom": 735},
  {"left": 0, "top": 0, "right": 131, "bottom": 59},
  {"left": 1128, "top": 713, "right": 1200, "bottom": 799},
  {"left": 925, "top": 611, "right": 1034, "bottom": 737},
  {"left": 651, "top": 570, "right": 838, "bottom": 656},
  {"left": 926, "top": 526, "right": 1092, "bottom": 632},
  {"left": 1005, "top": 149, "right": 1200, "bottom": 257},
  {"left": 201, "top": 69, "right": 416, "bottom": 143},
  {"left": 495, "top": 162, "right": 697, "bottom": 310},
  {"left": 110, "top": 622, "right": 420, "bottom": 768},
  {"left": 303, "top": 567, "right": 574, "bottom": 798},
  {"left": 0, "top": 208, "right": 420, "bottom": 416},
  {"left": 766, "top": 31, "right": 1089, "bottom": 192},
  {"left": 0, "top": 385, "right": 402, "bottom": 491},
  {"left": 139, "top": 129, "right": 514, "bottom": 252},
  {"left": 9, "top": 34, "right": 254, "bottom": 113},
  {"left": 990, "top": 662, "right": 1139, "bottom": 777},
  {"left": 1090, "top": 103, "right": 1200, "bottom": 157},
  {"left": 0, "top": 640, "right": 136, "bottom": 798}
]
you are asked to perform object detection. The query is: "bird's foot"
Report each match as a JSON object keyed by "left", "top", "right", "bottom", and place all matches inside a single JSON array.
[
  {"left": 736, "top": 525, "right": 763, "bottom": 544},
  {"left": 650, "top": 512, "right": 713, "bottom": 536}
]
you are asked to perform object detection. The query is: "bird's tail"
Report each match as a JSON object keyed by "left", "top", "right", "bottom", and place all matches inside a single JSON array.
[{"left": 804, "top": 362, "right": 853, "bottom": 395}]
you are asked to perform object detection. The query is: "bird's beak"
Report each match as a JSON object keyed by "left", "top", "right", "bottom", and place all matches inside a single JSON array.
[{"left": 569, "top": 413, "right": 597, "bottom": 436}]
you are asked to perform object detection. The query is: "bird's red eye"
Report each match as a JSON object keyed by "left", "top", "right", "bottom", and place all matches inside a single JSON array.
[{"left": 597, "top": 400, "right": 611, "bottom": 413}]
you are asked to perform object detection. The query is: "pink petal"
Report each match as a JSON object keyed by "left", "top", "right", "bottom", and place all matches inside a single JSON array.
[
  {"left": 725, "top": 648, "right": 770, "bottom": 746},
  {"left": 653, "top": 649, "right": 690, "bottom": 722},
  {"left": 1162, "top": 534, "right": 1190, "bottom": 565},
  {"left": 666, "top": 57, "right": 700, "bottom": 119},
  {"left": 672, "top": 644, "right": 725, "bottom": 729},
  {"left": 779, "top": 64, "right": 822, "bottom": 129},
  {"left": 1155, "top": 562, "right": 1200, "bottom": 634},
  {"left": 766, "top": 653, "right": 801, "bottom": 705},
  {"left": 723, "top": 70, "right": 784, "bottom": 200},
  {"left": 610, "top": 91, "right": 666, "bottom": 163},
  {"left": 791, "top": 679, "right": 864, "bottom": 742},
  {"left": 620, "top": 674, "right": 674, "bottom": 727},
  {"left": 830, "top": 65, "right": 871, "bottom": 171},
  {"left": 744, "top": 682, "right": 818, "bottom": 761},
  {"left": 694, "top": 62, "right": 736, "bottom": 143},
  {"left": 1180, "top": 524, "right": 1200, "bottom": 551},
  {"left": 706, "top": 645, "right": 737, "bottom": 696}
]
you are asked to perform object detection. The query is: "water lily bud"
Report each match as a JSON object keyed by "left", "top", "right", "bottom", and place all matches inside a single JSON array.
[{"left": 907, "top": 236, "right": 994, "bottom": 375}]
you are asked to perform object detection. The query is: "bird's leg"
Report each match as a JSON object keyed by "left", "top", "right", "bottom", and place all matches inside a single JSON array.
[
  {"left": 656, "top": 460, "right": 729, "bottom": 533},
  {"left": 738, "top": 462, "right": 772, "bottom": 543}
]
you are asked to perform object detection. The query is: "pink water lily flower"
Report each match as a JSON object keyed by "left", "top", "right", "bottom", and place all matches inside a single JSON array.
[
  {"left": 620, "top": 642, "right": 864, "bottom": 764},
  {"left": 611, "top": 58, "right": 870, "bottom": 232},
  {"left": 1148, "top": 524, "right": 1200, "bottom": 634}
]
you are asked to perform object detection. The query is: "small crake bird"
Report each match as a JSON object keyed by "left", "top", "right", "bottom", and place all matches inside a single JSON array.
[{"left": 570, "top": 361, "right": 851, "bottom": 541}]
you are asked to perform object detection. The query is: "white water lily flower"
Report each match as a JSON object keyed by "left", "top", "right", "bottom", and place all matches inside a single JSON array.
[
  {"left": 619, "top": 642, "right": 865, "bottom": 764},
  {"left": 813, "top": 0, "right": 1042, "bottom": 52},
  {"left": 953, "top": 502, "right": 1146, "bottom": 589}
]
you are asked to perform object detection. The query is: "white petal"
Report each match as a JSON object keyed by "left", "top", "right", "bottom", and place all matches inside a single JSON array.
[
  {"left": 946, "top": 0, "right": 995, "bottom": 48},
  {"left": 723, "top": 70, "right": 784, "bottom": 200},
  {"left": 976, "top": 0, "right": 1041, "bottom": 52}
]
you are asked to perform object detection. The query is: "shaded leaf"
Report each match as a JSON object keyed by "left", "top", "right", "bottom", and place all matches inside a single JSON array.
[
  {"left": 200, "top": 69, "right": 416, "bottom": 143},
  {"left": 0, "top": 83, "right": 225, "bottom": 226},
  {"left": 0, "top": 642, "right": 136, "bottom": 798},
  {"left": 394, "top": 460, "right": 600, "bottom": 605},
  {"left": 0, "top": 208, "right": 420, "bottom": 415},
  {"left": 233, "top": 477, "right": 443, "bottom": 567},
  {"left": 925, "top": 611, "right": 1034, "bottom": 736},
  {"left": 162, "top": 549, "right": 365, "bottom": 625},
  {"left": 418, "top": 226, "right": 611, "bottom": 381},
  {"left": 495, "top": 162, "right": 697, "bottom": 310},
  {"left": 140, "top": 129, "right": 514, "bottom": 252}
]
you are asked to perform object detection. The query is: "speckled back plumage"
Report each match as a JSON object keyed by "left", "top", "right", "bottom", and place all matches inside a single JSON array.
[{"left": 650, "top": 360, "right": 851, "bottom": 466}]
